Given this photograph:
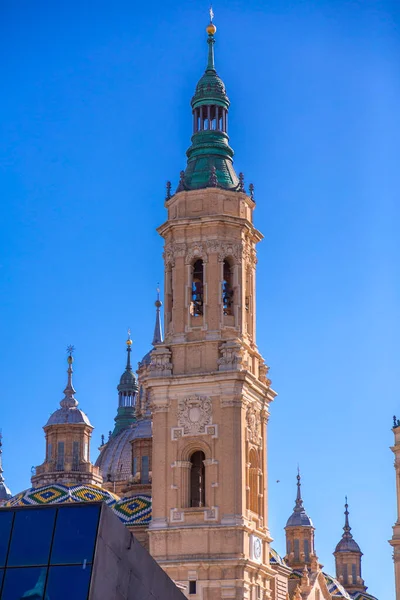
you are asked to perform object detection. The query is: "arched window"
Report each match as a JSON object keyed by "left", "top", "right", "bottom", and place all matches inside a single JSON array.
[
  {"left": 249, "top": 449, "right": 258, "bottom": 513},
  {"left": 191, "top": 260, "right": 204, "bottom": 316},
  {"left": 190, "top": 451, "right": 205, "bottom": 507},
  {"left": 222, "top": 259, "right": 234, "bottom": 315}
]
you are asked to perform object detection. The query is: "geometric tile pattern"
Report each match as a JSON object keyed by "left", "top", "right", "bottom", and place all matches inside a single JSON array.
[
  {"left": 351, "top": 593, "right": 378, "bottom": 600},
  {"left": 269, "top": 547, "right": 286, "bottom": 566},
  {"left": 113, "top": 495, "right": 152, "bottom": 526},
  {"left": 5, "top": 485, "right": 152, "bottom": 527},
  {"left": 4, "top": 483, "right": 118, "bottom": 508}
]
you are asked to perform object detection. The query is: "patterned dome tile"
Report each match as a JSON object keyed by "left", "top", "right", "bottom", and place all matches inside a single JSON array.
[{"left": 113, "top": 495, "right": 152, "bottom": 526}]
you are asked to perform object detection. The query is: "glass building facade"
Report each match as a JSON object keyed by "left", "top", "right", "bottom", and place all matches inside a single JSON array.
[{"left": 0, "top": 503, "right": 99, "bottom": 599}]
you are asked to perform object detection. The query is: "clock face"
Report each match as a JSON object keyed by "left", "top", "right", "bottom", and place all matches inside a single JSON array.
[{"left": 253, "top": 537, "right": 262, "bottom": 560}]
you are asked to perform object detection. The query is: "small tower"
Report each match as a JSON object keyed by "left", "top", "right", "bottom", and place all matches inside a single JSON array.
[
  {"left": 32, "top": 347, "right": 102, "bottom": 487},
  {"left": 334, "top": 498, "right": 366, "bottom": 593},
  {"left": 113, "top": 331, "right": 139, "bottom": 435},
  {"left": 0, "top": 433, "right": 12, "bottom": 505},
  {"left": 390, "top": 416, "right": 400, "bottom": 600},
  {"left": 285, "top": 470, "right": 318, "bottom": 570}
]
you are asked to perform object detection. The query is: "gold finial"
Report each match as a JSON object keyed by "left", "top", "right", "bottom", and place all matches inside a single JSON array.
[
  {"left": 126, "top": 329, "right": 133, "bottom": 346},
  {"left": 206, "top": 5, "right": 216, "bottom": 35}
]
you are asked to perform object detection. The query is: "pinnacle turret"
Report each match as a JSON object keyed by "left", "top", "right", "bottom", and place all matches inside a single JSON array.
[
  {"left": 335, "top": 498, "right": 362, "bottom": 553},
  {"left": 177, "top": 13, "right": 240, "bottom": 192},
  {"left": 286, "top": 469, "right": 313, "bottom": 528},
  {"left": 152, "top": 288, "right": 163, "bottom": 346},
  {"left": 113, "top": 332, "right": 139, "bottom": 436}
]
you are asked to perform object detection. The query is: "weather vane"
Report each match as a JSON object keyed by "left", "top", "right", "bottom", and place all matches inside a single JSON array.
[
  {"left": 66, "top": 345, "right": 75, "bottom": 356},
  {"left": 209, "top": 5, "right": 214, "bottom": 22}
]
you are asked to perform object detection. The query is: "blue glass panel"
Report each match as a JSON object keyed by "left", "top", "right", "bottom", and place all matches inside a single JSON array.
[
  {"left": 2, "top": 566, "right": 46, "bottom": 600},
  {"left": 50, "top": 505, "right": 99, "bottom": 565},
  {"left": 45, "top": 565, "right": 92, "bottom": 599},
  {"left": 7, "top": 508, "right": 56, "bottom": 567},
  {"left": 0, "top": 511, "right": 14, "bottom": 566}
]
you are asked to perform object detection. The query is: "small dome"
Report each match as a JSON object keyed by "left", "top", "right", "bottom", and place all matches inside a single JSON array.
[
  {"left": 132, "top": 419, "right": 152, "bottom": 440},
  {"left": 96, "top": 427, "right": 137, "bottom": 481},
  {"left": 286, "top": 509, "right": 313, "bottom": 528},
  {"left": 46, "top": 407, "right": 92, "bottom": 427},
  {"left": 139, "top": 350, "right": 152, "bottom": 367},
  {"left": 286, "top": 471, "right": 313, "bottom": 528},
  {"left": 119, "top": 369, "right": 138, "bottom": 387},
  {"left": 192, "top": 71, "right": 229, "bottom": 109},
  {"left": 4, "top": 482, "right": 119, "bottom": 508},
  {"left": 335, "top": 536, "right": 361, "bottom": 553}
]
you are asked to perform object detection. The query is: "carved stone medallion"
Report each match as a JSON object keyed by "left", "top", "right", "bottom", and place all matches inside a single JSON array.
[
  {"left": 246, "top": 406, "right": 261, "bottom": 444},
  {"left": 178, "top": 395, "right": 212, "bottom": 435}
]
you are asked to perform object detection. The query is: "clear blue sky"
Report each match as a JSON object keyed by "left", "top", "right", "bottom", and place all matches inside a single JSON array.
[{"left": 0, "top": 1, "right": 398, "bottom": 598}]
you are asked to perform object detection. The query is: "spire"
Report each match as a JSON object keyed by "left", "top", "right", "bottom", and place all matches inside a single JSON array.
[
  {"left": 60, "top": 345, "right": 78, "bottom": 409},
  {"left": 126, "top": 329, "right": 132, "bottom": 370},
  {"left": 176, "top": 10, "right": 240, "bottom": 192},
  {"left": 334, "top": 497, "right": 361, "bottom": 553},
  {"left": 343, "top": 496, "right": 351, "bottom": 537},
  {"left": 295, "top": 466, "right": 303, "bottom": 510},
  {"left": 152, "top": 288, "right": 163, "bottom": 345},
  {"left": 286, "top": 468, "right": 313, "bottom": 527},
  {"left": 45, "top": 347, "right": 92, "bottom": 427},
  {"left": 113, "top": 333, "right": 139, "bottom": 436},
  {"left": 206, "top": 7, "right": 216, "bottom": 72}
]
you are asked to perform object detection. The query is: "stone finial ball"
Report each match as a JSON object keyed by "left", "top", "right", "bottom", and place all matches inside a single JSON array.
[
  {"left": 206, "top": 23, "right": 217, "bottom": 35},
  {"left": 67, "top": 355, "right": 74, "bottom": 364},
  {"left": 155, "top": 299, "right": 162, "bottom": 308},
  {"left": 126, "top": 338, "right": 133, "bottom": 346}
]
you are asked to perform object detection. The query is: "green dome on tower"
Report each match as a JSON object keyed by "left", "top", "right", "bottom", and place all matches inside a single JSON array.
[{"left": 177, "top": 18, "right": 240, "bottom": 192}]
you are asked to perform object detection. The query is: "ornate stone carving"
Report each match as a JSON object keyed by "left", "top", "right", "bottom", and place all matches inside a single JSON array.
[
  {"left": 163, "top": 242, "right": 187, "bottom": 267},
  {"left": 246, "top": 406, "right": 261, "bottom": 445},
  {"left": 206, "top": 240, "right": 243, "bottom": 264},
  {"left": 243, "top": 240, "right": 257, "bottom": 268},
  {"left": 185, "top": 242, "right": 208, "bottom": 264},
  {"left": 259, "top": 362, "right": 272, "bottom": 387},
  {"left": 218, "top": 340, "right": 244, "bottom": 372},
  {"left": 149, "top": 346, "right": 172, "bottom": 377},
  {"left": 178, "top": 395, "right": 212, "bottom": 435}
]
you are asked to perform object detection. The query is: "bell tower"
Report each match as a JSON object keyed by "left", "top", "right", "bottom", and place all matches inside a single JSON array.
[{"left": 146, "top": 14, "right": 276, "bottom": 600}]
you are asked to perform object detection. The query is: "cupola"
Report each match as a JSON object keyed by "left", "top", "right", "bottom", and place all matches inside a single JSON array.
[{"left": 177, "top": 13, "right": 240, "bottom": 192}]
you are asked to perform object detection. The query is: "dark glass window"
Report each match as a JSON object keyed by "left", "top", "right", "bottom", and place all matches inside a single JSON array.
[
  {"left": 0, "top": 511, "right": 14, "bottom": 566},
  {"left": 304, "top": 539, "right": 310, "bottom": 562},
  {"left": 57, "top": 441, "right": 65, "bottom": 471},
  {"left": 294, "top": 539, "right": 300, "bottom": 562},
  {"left": 51, "top": 505, "right": 99, "bottom": 566},
  {"left": 190, "top": 451, "right": 205, "bottom": 507},
  {"left": 191, "top": 260, "right": 204, "bottom": 316},
  {"left": 2, "top": 566, "right": 46, "bottom": 600},
  {"left": 45, "top": 565, "right": 92, "bottom": 600},
  {"left": 189, "top": 580, "right": 197, "bottom": 594},
  {"left": 222, "top": 259, "right": 234, "bottom": 315},
  {"left": 7, "top": 508, "right": 56, "bottom": 567}
]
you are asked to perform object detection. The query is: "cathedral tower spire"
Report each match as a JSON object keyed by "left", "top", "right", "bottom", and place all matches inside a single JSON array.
[
  {"left": 147, "top": 12, "right": 276, "bottom": 598},
  {"left": 152, "top": 289, "right": 163, "bottom": 346},
  {"left": 285, "top": 470, "right": 318, "bottom": 570},
  {"left": 113, "top": 332, "right": 139, "bottom": 435},
  {"left": 178, "top": 13, "right": 239, "bottom": 192},
  {"left": 31, "top": 347, "right": 102, "bottom": 488},
  {"left": 334, "top": 498, "right": 366, "bottom": 593}
]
